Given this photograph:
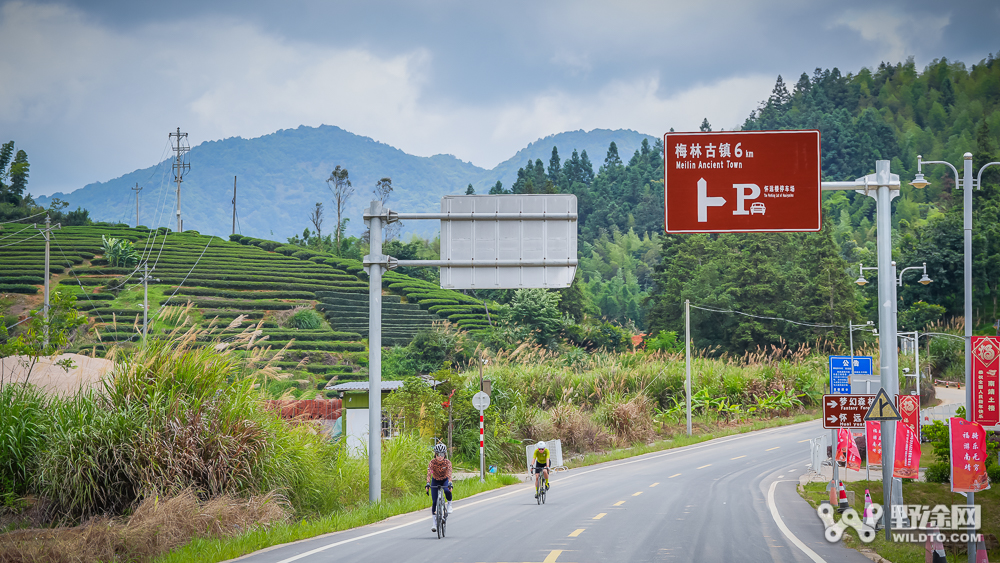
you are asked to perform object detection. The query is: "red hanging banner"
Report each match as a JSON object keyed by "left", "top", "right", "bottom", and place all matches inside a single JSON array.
[
  {"left": 837, "top": 427, "right": 861, "bottom": 471},
  {"left": 896, "top": 394, "right": 920, "bottom": 436},
  {"left": 892, "top": 421, "right": 921, "bottom": 479},
  {"left": 865, "top": 421, "right": 882, "bottom": 466},
  {"left": 949, "top": 417, "right": 991, "bottom": 493},
  {"left": 971, "top": 336, "right": 1000, "bottom": 426}
]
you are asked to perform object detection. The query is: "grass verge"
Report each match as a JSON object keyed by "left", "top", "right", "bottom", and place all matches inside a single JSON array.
[
  {"left": 155, "top": 474, "right": 519, "bottom": 563},
  {"left": 799, "top": 480, "right": 999, "bottom": 563},
  {"left": 565, "top": 411, "right": 821, "bottom": 469}
]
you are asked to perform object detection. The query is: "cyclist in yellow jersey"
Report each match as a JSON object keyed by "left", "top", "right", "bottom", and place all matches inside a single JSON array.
[{"left": 532, "top": 441, "right": 550, "bottom": 498}]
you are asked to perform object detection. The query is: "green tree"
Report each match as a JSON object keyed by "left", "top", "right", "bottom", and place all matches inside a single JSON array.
[
  {"left": 0, "top": 141, "right": 29, "bottom": 206},
  {"left": 326, "top": 165, "right": 353, "bottom": 255},
  {"left": 504, "top": 288, "right": 562, "bottom": 345}
]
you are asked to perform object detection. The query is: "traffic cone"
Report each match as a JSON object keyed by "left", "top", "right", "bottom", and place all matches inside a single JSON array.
[
  {"left": 862, "top": 489, "right": 876, "bottom": 529},
  {"left": 925, "top": 526, "right": 947, "bottom": 563},
  {"left": 976, "top": 539, "right": 989, "bottom": 563},
  {"left": 828, "top": 480, "right": 837, "bottom": 507},
  {"left": 837, "top": 480, "right": 850, "bottom": 513}
]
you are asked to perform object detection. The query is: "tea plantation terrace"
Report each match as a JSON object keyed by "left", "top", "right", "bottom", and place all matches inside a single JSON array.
[{"left": 0, "top": 225, "right": 496, "bottom": 397}]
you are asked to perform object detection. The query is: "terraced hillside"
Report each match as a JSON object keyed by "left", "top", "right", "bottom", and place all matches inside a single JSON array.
[{"left": 1, "top": 224, "right": 496, "bottom": 397}]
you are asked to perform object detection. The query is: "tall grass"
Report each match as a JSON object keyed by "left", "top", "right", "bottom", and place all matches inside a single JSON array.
[
  {"left": 1, "top": 306, "right": 433, "bottom": 523},
  {"left": 0, "top": 383, "right": 49, "bottom": 507}
]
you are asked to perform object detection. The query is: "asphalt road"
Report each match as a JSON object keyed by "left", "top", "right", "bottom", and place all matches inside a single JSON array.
[{"left": 231, "top": 420, "right": 872, "bottom": 563}]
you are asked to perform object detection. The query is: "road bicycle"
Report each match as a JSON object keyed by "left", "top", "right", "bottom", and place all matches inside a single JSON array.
[
  {"left": 533, "top": 467, "right": 547, "bottom": 505},
  {"left": 431, "top": 484, "right": 448, "bottom": 538}
]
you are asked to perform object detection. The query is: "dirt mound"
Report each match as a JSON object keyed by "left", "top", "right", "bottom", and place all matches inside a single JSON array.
[{"left": 0, "top": 354, "right": 112, "bottom": 397}]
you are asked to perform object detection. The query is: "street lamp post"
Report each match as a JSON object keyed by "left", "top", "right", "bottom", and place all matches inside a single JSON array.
[{"left": 912, "top": 153, "right": 1000, "bottom": 562}]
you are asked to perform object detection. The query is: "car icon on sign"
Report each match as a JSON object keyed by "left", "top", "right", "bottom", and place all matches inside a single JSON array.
[{"left": 750, "top": 202, "right": 766, "bottom": 215}]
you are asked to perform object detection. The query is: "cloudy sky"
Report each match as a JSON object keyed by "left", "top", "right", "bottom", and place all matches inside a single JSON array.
[{"left": 1, "top": 0, "right": 998, "bottom": 197}]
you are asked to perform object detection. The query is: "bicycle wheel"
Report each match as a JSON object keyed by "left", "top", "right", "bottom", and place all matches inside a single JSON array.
[
  {"left": 436, "top": 492, "right": 443, "bottom": 539},
  {"left": 541, "top": 485, "right": 546, "bottom": 504}
]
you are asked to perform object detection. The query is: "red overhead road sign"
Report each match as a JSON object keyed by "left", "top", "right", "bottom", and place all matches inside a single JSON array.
[
  {"left": 663, "top": 130, "right": 821, "bottom": 233},
  {"left": 823, "top": 394, "right": 875, "bottom": 429}
]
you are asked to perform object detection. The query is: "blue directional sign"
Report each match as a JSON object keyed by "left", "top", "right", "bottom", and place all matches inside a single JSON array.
[{"left": 829, "top": 355, "right": 873, "bottom": 394}]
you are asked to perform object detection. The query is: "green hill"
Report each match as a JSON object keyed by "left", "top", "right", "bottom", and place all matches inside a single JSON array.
[
  {"left": 33, "top": 126, "right": 653, "bottom": 242},
  {"left": 0, "top": 225, "right": 497, "bottom": 396}
]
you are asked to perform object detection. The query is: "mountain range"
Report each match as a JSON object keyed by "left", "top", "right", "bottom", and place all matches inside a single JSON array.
[{"left": 35, "top": 126, "right": 655, "bottom": 241}]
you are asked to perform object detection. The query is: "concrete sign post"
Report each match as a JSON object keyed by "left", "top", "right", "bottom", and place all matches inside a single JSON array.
[{"left": 472, "top": 391, "right": 490, "bottom": 482}]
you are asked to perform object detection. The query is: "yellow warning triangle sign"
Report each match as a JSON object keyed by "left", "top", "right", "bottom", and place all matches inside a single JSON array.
[{"left": 864, "top": 388, "right": 902, "bottom": 421}]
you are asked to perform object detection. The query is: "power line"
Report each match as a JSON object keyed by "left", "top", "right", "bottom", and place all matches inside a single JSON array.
[
  {"left": 690, "top": 304, "right": 845, "bottom": 329},
  {"left": 0, "top": 211, "right": 46, "bottom": 225},
  {"left": 0, "top": 232, "right": 43, "bottom": 248}
]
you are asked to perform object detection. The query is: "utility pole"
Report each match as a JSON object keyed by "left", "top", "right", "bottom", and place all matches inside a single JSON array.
[
  {"left": 169, "top": 127, "right": 190, "bottom": 232},
  {"left": 232, "top": 176, "right": 237, "bottom": 236},
  {"left": 139, "top": 264, "right": 158, "bottom": 339},
  {"left": 131, "top": 183, "right": 143, "bottom": 227},
  {"left": 33, "top": 216, "right": 61, "bottom": 348}
]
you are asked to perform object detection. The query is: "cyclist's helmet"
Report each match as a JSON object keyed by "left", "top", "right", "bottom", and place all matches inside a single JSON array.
[
  {"left": 536, "top": 441, "right": 546, "bottom": 450},
  {"left": 433, "top": 443, "right": 447, "bottom": 456}
]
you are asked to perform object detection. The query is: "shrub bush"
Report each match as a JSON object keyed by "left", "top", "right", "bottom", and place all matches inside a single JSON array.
[
  {"left": 292, "top": 250, "right": 320, "bottom": 260},
  {"left": 229, "top": 234, "right": 243, "bottom": 242},
  {"left": 288, "top": 309, "right": 323, "bottom": 330},
  {"left": 925, "top": 462, "right": 950, "bottom": 483},
  {"left": 256, "top": 240, "right": 282, "bottom": 252},
  {"left": 0, "top": 284, "right": 39, "bottom": 294}
]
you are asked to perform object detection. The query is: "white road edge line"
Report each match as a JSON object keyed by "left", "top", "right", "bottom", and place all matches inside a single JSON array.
[
  {"left": 766, "top": 480, "right": 826, "bottom": 563},
  {"left": 269, "top": 484, "right": 530, "bottom": 563}
]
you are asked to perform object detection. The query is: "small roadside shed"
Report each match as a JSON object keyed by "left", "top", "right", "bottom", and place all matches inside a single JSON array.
[{"left": 329, "top": 380, "right": 405, "bottom": 453}]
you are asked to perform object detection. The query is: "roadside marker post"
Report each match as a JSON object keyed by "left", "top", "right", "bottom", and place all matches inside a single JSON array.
[{"left": 472, "top": 391, "right": 490, "bottom": 483}]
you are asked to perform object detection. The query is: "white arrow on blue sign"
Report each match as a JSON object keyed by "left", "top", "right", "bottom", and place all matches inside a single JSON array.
[{"left": 828, "top": 355, "right": 873, "bottom": 394}]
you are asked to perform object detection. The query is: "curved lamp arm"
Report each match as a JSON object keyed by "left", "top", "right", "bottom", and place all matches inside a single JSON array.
[
  {"left": 918, "top": 155, "right": 961, "bottom": 187},
  {"left": 977, "top": 162, "right": 1000, "bottom": 189}
]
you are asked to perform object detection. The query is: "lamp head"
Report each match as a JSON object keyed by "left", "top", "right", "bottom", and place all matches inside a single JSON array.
[
  {"left": 919, "top": 273, "right": 932, "bottom": 285},
  {"left": 855, "top": 276, "right": 868, "bottom": 286},
  {"left": 910, "top": 172, "right": 930, "bottom": 190}
]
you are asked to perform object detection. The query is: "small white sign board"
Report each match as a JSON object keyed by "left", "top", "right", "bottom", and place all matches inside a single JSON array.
[
  {"left": 472, "top": 391, "right": 491, "bottom": 411},
  {"left": 439, "top": 194, "right": 578, "bottom": 289}
]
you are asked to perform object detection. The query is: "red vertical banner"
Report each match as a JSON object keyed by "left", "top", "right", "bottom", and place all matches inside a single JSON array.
[
  {"left": 971, "top": 336, "right": 1000, "bottom": 426},
  {"left": 896, "top": 394, "right": 920, "bottom": 435},
  {"left": 837, "top": 427, "right": 861, "bottom": 471},
  {"left": 949, "top": 417, "right": 991, "bottom": 493},
  {"left": 892, "top": 421, "right": 921, "bottom": 479},
  {"left": 865, "top": 421, "right": 882, "bottom": 466}
]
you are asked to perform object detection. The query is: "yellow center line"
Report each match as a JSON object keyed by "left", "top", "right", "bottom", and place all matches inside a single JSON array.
[
  {"left": 668, "top": 473, "right": 682, "bottom": 478},
  {"left": 650, "top": 482, "right": 660, "bottom": 487},
  {"left": 543, "top": 550, "right": 565, "bottom": 563},
  {"left": 731, "top": 455, "right": 746, "bottom": 460},
  {"left": 632, "top": 491, "right": 643, "bottom": 496},
  {"left": 697, "top": 464, "right": 712, "bottom": 469},
  {"left": 613, "top": 501, "right": 625, "bottom": 506},
  {"left": 798, "top": 439, "right": 811, "bottom": 443},
  {"left": 568, "top": 529, "right": 585, "bottom": 537},
  {"left": 593, "top": 513, "right": 607, "bottom": 519},
  {"left": 766, "top": 446, "right": 780, "bottom": 451}
]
